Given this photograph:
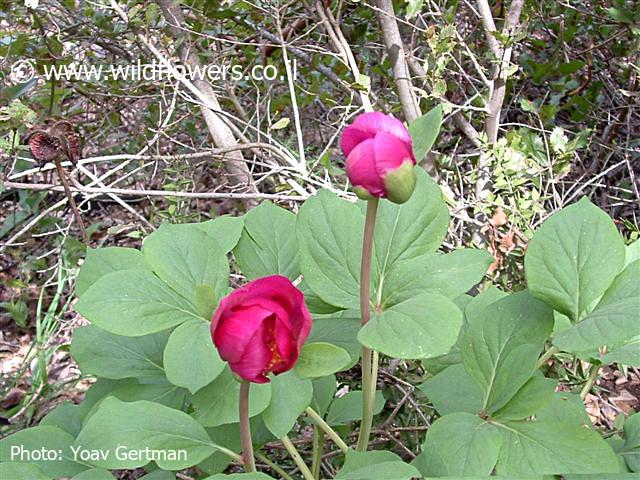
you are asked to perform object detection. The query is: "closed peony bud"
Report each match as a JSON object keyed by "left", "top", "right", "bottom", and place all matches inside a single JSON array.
[
  {"left": 340, "top": 112, "right": 417, "bottom": 204},
  {"left": 210, "top": 275, "right": 312, "bottom": 384}
]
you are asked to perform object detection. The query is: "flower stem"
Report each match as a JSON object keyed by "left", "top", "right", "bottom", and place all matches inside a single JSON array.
[
  {"left": 256, "top": 452, "right": 295, "bottom": 480},
  {"left": 580, "top": 364, "right": 601, "bottom": 399},
  {"left": 311, "top": 427, "right": 323, "bottom": 479},
  {"left": 281, "top": 435, "right": 315, "bottom": 480},
  {"left": 536, "top": 345, "right": 559, "bottom": 369},
  {"left": 356, "top": 198, "right": 379, "bottom": 452},
  {"left": 239, "top": 381, "right": 256, "bottom": 472},
  {"left": 305, "top": 406, "right": 349, "bottom": 453}
]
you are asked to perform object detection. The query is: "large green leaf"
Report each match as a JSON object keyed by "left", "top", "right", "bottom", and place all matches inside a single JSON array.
[
  {"left": 525, "top": 198, "right": 625, "bottom": 321},
  {"left": 85, "top": 378, "right": 187, "bottom": 411},
  {"left": 0, "top": 463, "right": 50, "bottom": 480},
  {"left": 602, "top": 336, "right": 640, "bottom": 366},
  {"left": 358, "top": 293, "right": 463, "bottom": 359},
  {"left": 40, "top": 402, "right": 85, "bottom": 437},
  {"left": 621, "top": 412, "right": 640, "bottom": 472},
  {"left": 70, "top": 325, "right": 169, "bottom": 379},
  {"left": 297, "top": 190, "right": 364, "bottom": 309},
  {"left": 262, "top": 372, "right": 313, "bottom": 438},
  {"left": 371, "top": 170, "right": 449, "bottom": 296},
  {"left": 408, "top": 104, "right": 443, "bottom": 161},
  {"left": 554, "top": 260, "right": 640, "bottom": 352},
  {"left": 326, "top": 390, "right": 385, "bottom": 425},
  {"left": 73, "top": 397, "right": 218, "bottom": 470},
  {"left": 336, "top": 450, "right": 421, "bottom": 480},
  {"left": 142, "top": 224, "right": 228, "bottom": 306},
  {"left": 307, "top": 317, "right": 361, "bottom": 361},
  {"left": 380, "top": 249, "right": 492, "bottom": 307},
  {"left": 192, "top": 368, "right": 271, "bottom": 427},
  {"left": 419, "top": 364, "right": 483, "bottom": 415},
  {"left": 72, "top": 468, "right": 115, "bottom": 479},
  {"left": 203, "top": 474, "right": 275, "bottom": 479},
  {"left": 163, "top": 320, "right": 226, "bottom": 394},
  {"left": 74, "top": 270, "right": 202, "bottom": 336},
  {"left": 461, "top": 291, "right": 554, "bottom": 413},
  {"left": 0, "top": 426, "right": 87, "bottom": 477},
  {"left": 311, "top": 375, "right": 337, "bottom": 416},
  {"left": 415, "top": 413, "right": 502, "bottom": 477},
  {"left": 494, "top": 419, "right": 619, "bottom": 475},
  {"left": 492, "top": 376, "right": 557, "bottom": 421},
  {"left": 294, "top": 342, "right": 352, "bottom": 379},
  {"left": 194, "top": 215, "right": 245, "bottom": 253},
  {"left": 233, "top": 202, "right": 299, "bottom": 280},
  {"left": 76, "top": 247, "right": 151, "bottom": 296}
]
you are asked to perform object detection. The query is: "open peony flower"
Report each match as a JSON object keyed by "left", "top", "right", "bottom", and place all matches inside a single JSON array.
[
  {"left": 340, "top": 112, "right": 417, "bottom": 204},
  {"left": 210, "top": 275, "right": 312, "bottom": 383}
]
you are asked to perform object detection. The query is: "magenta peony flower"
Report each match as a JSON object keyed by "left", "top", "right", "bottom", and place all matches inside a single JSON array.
[
  {"left": 210, "top": 275, "right": 312, "bottom": 383},
  {"left": 340, "top": 112, "right": 417, "bottom": 204}
]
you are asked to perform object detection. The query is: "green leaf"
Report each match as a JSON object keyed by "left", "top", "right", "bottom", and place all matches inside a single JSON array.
[
  {"left": 622, "top": 413, "right": 640, "bottom": 472},
  {"left": 555, "top": 300, "right": 640, "bottom": 353},
  {"left": 262, "top": 371, "right": 313, "bottom": 438},
  {"left": 74, "top": 270, "right": 202, "bottom": 336},
  {"left": 555, "top": 260, "right": 640, "bottom": 353},
  {"left": 535, "top": 393, "right": 590, "bottom": 427},
  {"left": 297, "top": 190, "right": 363, "bottom": 309},
  {"left": 71, "top": 325, "right": 169, "bottom": 379},
  {"left": 233, "top": 202, "right": 299, "bottom": 280},
  {"left": 73, "top": 397, "right": 217, "bottom": 470},
  {"left": 493, "top": 376, "right": 557, "bottom": 420},
  {"left": 326, "top": 390, "right": 385, "bottom": 425},
  {"left": 163, "top": 320, "right": 226, "bottom": 394},
  {"left": 40, "top": 401, "right": 85, "bottom": 437},
  {"left": 0, "top": 463, "right": 51, "bottom": 480},
  {"left": 336, "top": 450, "right": 421, "bottom": 480},
  {"left": 419, "top": 364, "right": 483, "bottom": 415},
  {"left": 294, "top": 342, "right": 352, "bottom": 378},
  {"left": 358, "top": 293, "right": 463, "bottom": 359},
  {"left": 114, "top": 380, "right": 187, "bottom": 409},
  {"left": 371, "top": 170, "right": 449, "bottom": 287},
  {"left": 311, "top": 375, "right": 337, "bottom": 416},
  {"left": 525, "top": 198, "right": 625, "bottom": 321},
  {"left": 195, "top": 215, "right": 245, "bottom": 253},
  {"left": 408, "top": 104, "right": 443, "bottom": 161},
  {"left": 380, "top": 249, "right": 492, "bottom": 306},
  {"left": 76, "top": 247, "right": 151, "bottom": 296},
  {"left": 461, "top": 291, "right": 554, "bottom": 413},
  {"left": 203, "top": 473, "right": 275, "bottom": 479},
  {"left": 192, "top": 368, "right": 271, "bottom": 427},
  {"left": 602, "top": 336, "right": 640, "bottom": 366},
  {"left": 0, "top": 426, "right": 87, "bottom": 477},
  {"left": 494, "top": 419, "right": 619, "bottom": 475},
  {"left": 415, "top": 413, "right": 502, "bottom": 477},
  {"left": 307, "top": 317, "right": 361, "bottom": 361},
  {"left": 72, "top": 468, "right": 116, "bottom": 479},
  {"left": 143, "top": 224, "right": 228, "bottom": 306}
]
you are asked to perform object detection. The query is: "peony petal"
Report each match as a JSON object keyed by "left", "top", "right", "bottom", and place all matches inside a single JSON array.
[
  {"left": 228, "top": 319, "right": 274, "bottom": 383},
  {"left": 345, "top": 138, "right": 386, "bottom": 197},
  {"left": 213, "top": 303, "right": 273, "bottom": 363},
  {"left": 341, "top": 112, "right": 414, "bottom": 164},
  {"left": 341, "top": 122, "right": 375, "bottom": 157},
  {"left": 373, "top": 131, "right": 415, "bottom": 177}
]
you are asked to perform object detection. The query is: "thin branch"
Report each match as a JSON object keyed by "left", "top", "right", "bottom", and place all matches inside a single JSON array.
[{"left": 374, "top": 0, "right": 421, "bottom": 122}]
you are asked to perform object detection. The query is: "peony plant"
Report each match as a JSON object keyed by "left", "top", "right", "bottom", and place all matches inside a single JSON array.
[{"left": 1, "top": 107, "right": 638, "bottom": 480}]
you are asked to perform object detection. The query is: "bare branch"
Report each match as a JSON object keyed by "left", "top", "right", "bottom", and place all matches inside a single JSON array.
[{"left": 374, "top": 0, "right": 421, "bottom": 122}]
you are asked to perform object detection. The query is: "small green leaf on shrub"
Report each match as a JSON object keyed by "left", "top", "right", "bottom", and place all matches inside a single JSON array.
[
  {"left": 262, "top": 371, "right": 313, "bottom": 438},
  {"left": 294, "top": 342, "right": 352, "bottom": 379},
  {"left": 163, "top": 320, "right": 226, "bottom": 394}
]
